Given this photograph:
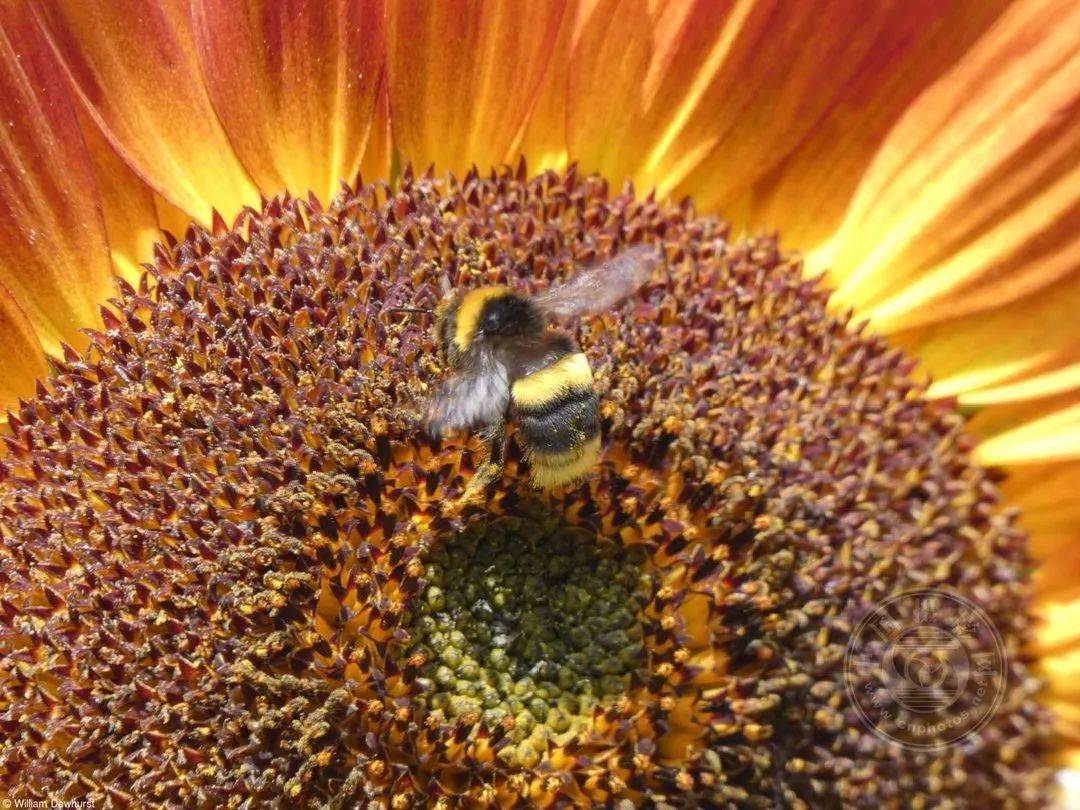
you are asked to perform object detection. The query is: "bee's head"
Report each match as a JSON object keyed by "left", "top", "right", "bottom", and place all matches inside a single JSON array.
[
  {"left": 437, "top": 286, "right": 543, "bottom": 365},
  {"left": 475, "top": 292, "right": 543, "bottom": 340}
]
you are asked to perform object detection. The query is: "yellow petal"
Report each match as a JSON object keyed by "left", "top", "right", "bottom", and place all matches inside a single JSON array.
[
  {"left": 154, "top": 193, "right": 197, "bottom": 240},
  {"left": 0, "top": 1, "right": 115, "bottom": 356},
  {"left": 1047, "top": 703, "right": 1080, "bottom": 767},
  {"left": 977, "top": 404, "right": 1080, "bottom": 465},
  {"left": 1036, "top": 599, "right": 1080, "bottom": 657},
  {"left": 822, "top": 0, "right": 1080, "bottom": 334},
  {"left": 34, "top": 0, "right": 260, "bottom": 223},
  {"left": 1017, "top": 466, "right": 1080, "bottom": 630},
  {"left": 387, "top": 0, "right": 566, "bottom": 175},
  {"left": 191, "top": 0, "right": 387, "bottom": 203},
  {"left": 888, "top": 320, "right": 1078, "bottom": 764},
  {"left": 1041, "top": 648, "right": 1080, "bottom": 700},
  {"left": 959, "top": 364, "right": 1080, "bottom": 408}
]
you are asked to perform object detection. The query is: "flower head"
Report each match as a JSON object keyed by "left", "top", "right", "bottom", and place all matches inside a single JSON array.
[
  {"left": 0, "top": 168, "right": 1054, "bottom": 804},
  {"left": 0, "top": 0, "right": 1078, "bottom": 804}
]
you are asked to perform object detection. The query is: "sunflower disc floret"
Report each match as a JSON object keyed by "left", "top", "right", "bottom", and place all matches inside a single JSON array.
[
  {"left": 405, "top": 509, "right": 652, "bottom": 768},
  {"left": 0, "top": 165, "right": 1053, "bottom": 807}
]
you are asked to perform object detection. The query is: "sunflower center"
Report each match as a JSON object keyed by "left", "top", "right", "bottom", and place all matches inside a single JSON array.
[
  {"left": 0, "top": 165, "right": 1049, "bottom": 807},
  {"left": 405, "top": 510, "right": 651, "bottom": 764}
]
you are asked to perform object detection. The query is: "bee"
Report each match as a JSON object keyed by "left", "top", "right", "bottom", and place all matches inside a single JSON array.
[{"left": 418, "top": 245, "right": 658, "bottom": 493}]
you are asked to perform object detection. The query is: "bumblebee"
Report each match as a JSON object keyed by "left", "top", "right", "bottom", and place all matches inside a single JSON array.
[{"left": 421, "top": 245, "right": 658, "bottom": 491}]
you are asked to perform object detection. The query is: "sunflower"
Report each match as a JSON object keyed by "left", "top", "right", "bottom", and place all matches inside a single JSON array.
[{"left": 0, "top": 0, "right": 1076, "bottom": 806}]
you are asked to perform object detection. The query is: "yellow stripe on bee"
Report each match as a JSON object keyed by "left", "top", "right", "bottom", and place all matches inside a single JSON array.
[
  {"left": 511, "top": 352, "right": 593, "bottom": 408},
  {"left": 528, "top": 435, "right": 602, "bottom": 488},
  {"left": 454, "top": 286, "right": 509, "bottom": 351}
]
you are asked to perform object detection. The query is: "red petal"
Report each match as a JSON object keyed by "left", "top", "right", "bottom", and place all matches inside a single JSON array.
[
  {"left": 33, "top": 0, "right": 260, "bottom": 223},
  {"left": 0, "top": 1, "right": 115, "bottom": 355}
]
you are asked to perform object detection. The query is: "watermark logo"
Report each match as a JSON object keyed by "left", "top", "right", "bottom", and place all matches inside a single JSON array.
[{"left": 844, "top": 589, "right": 1006, "bottom": 750}]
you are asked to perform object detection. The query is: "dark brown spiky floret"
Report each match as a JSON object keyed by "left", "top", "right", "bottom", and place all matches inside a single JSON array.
[{"left": 0, "top": 164, "right": 1053, "bottom": 807}]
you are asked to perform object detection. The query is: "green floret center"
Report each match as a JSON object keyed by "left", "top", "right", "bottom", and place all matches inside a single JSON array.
[{"left": 405, "top": 512, "right": 653, "bottom": 764}]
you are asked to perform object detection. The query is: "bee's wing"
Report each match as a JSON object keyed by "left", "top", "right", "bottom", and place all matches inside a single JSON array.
[
  {"left": 498, "top": 331, "right": 580, "bottom": 380},
  {"left": 533, "top": 244, "right": 659, "bottom": 319},
  {"left": 424, "top": 346, "right": 509, "bottom": 438}
]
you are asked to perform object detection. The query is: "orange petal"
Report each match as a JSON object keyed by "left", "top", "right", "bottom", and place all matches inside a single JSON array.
[
  {"left": 192, "top": 0, "right": 386, "bottom": 203},
  {"left": 33, "top": 0, "right": 260, "bottom": 223},
  {"left": 387, "top": 0, "right": 567, "bottom": 175},
  {"left": 75, "top": 106, "right": 160, "bottom": 284},
  {"left": 988, "top": 465, "right": 1080, "bottom": 771},
  {"left": 1004, "top": 459, "right": 1080, "bottom": 611},
  {"left": 1000, "top": 460, "right": 1080, "bottom": 759},
  {"left": 822, "top": 0, "right": 1080, "bottom": 334},
  {"left": 724, "top": 2, "right": 1007, "bottom": 249},
  {"left": 1051, "top": 711, "right": 1080, "bottom": 768},
  {"left": 0, "top": 282, "right": 47, "bottom": 413},
  {"left": 555, "top": 0, "right": 747, "bottom": 193},
  {"left": 153, "top": 193, "right": 197, "bottom": 241},
  {"left": 359, "top": 75, "right": 392, "bottom": 184},
  {"left": 891, "top": 268, "right": 1080, "bottom": 410},
  {"left": 1033, "top": 539, "right": 1080, "bottom": 602},
  {"left": 526, "top": 0, "right": 1004, "bottom": 226},
  {"left": 0, "top": 1, "right": 115, "bottom": 356},
  {"left": 1002, "top": 460, "right": 1080, "bottom": 546},
  {"left": 516, "top": 0, "right": 592, "bottom": 174}
]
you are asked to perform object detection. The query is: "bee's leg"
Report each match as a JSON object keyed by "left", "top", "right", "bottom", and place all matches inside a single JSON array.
[
  {"left": 484, "top": 419, "right": 508, "bottom": 467},
  {"left": 463, "top": 420, "right": 507, "bottom": 500}
]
